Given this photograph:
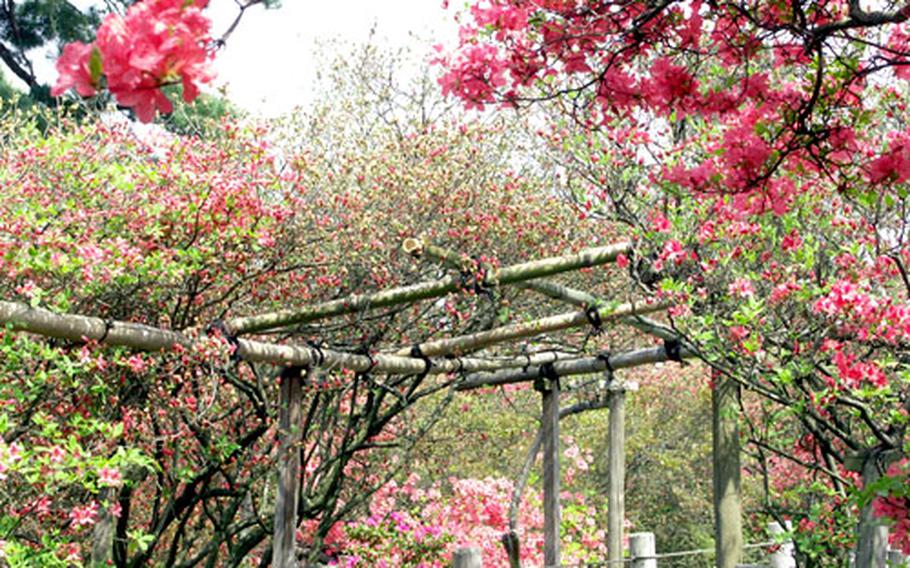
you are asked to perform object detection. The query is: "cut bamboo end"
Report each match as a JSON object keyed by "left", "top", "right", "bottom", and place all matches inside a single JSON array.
[{"left": 402, "top": 237, "right": 424, "bottom": 257}]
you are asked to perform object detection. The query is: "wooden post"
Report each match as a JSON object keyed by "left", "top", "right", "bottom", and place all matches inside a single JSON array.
[
  {"left": 856, "top": 453, "right": 890, "bottom": 568},
  {"left": 91, "top": 488, "right": 114, "bottom": 567},
  {"left": 768, "top": 521, "right": 795, "bottom": 568},
  {"left": 453, "top": 547, "right": 483, "bottom": 568},
  {"left": 501, "top": 530, "right": 521, "bottom": 568},
  {"left": 712, "top": 369, "right": 743, "bottom": 568},
  {"left": 537, "top": 371, "right": 561, "bottom": 568},
  {"left": 607, "top": 380, "right": 637, "bottom": 565},
  {"left": 273, "top": 366, "right": 305, "bottom": 568},
  {"left": 629, "top": 532, "right": 657, "bottom": 568}
]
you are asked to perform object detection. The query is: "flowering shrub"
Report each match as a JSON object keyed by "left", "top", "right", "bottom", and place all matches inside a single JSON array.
[
  {"left": 332, "top": 466, "right": 606, "bottom": 566},
  {"left": 339, "top": 511, "right": 453, "bottom": 567}
]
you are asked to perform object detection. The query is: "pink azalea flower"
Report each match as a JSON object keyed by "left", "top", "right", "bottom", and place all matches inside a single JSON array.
[
  {"left": 98, "top": 466, "right": 122, "bottom": 487},
  {"left": 69, "top": 501, "right": 99, "bottom": 528},
  {"left": 51, "top": 42, "right": 99, "bottom": 97}
]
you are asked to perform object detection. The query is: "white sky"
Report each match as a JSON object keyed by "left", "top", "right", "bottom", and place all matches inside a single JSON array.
[
  {"left": 18, "top": 1, "right": 458, "bottom": 117},
  {"left": 206, "top": 1, "right": 457, "bottom": 115}
]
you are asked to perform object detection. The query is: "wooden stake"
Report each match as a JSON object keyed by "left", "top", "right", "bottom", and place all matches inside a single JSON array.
[
  {"left": 91, "top": 488, "right": 114, "bottom": 567},
  {"left": 855, "top": 450, "right": 897, "bottom": 568},
  {"left": 607, "top": 381, "right": 627, "bottom": 565},
  {"left": 712, "top": 369, "right": 743, "bottom": 568},
  {"left": 273, "top": 366, "right": 306, "bottom": 568},
  {"left": 768, "top": 521, "right": 795, "bottom": 568},
  {"left": 629, "top": 532, "right": 657, "bottom": 568},
  {"left": 537, "top": 373, "right": 561, "bottom": 568},
  {"left": 452, "top": 547, "right": 483, "bottom": 568}
]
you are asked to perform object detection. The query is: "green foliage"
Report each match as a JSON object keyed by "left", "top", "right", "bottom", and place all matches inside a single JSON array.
[
  {"left": 157, "top": 84, "right": 241, "bottom": 136},
  {"left": 342, "top": 516, "right": 454, "bottom": 567},
  {"left": 0, "top": 0, "right": 101, "bottom": 50}
]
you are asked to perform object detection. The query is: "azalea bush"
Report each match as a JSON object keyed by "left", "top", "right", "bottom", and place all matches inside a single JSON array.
[{"left": 333, "top": 467, "right": 606, "bottom": 567}]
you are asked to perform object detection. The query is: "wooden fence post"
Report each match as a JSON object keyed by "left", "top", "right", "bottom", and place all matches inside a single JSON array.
[
  {"left": 91, "top": 488, "right": 114, "bottom": 566},
  {"left": 453, "top": 547, "right": 483, "bottom": 568},
  {"left": 768, "top": 521, "right": 795, "bottom": 568},
  {"left": 607, "top": 380, "right": 638, "bottom": 564},
  {"left": 629, "top": 532, "right": 657, "bottom": 568},
  {"left": 712, "top": 369, "right": 743, "bottom": 568},
  {"left": 536, "top": 370, "right": 561, "bottom": 568},
  {"left": 853, "top": 449, "right": 900, "bottom": 568},
  {"left": 273, "top": 366, "right": 306, "bottom": 568}
]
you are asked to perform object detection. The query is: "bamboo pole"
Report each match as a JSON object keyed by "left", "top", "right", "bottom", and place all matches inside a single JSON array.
[
  {"left": 397, "top": 300, "right": 668, "bottom": 358},
  {"left": 0, "top": 300, "right": 191, "bottom": 351},
  {"left": 406, "top": 239, "right": 678, "bottom": 342},
  {"left": 227, "top": 242, "right": 632, "bottom": 335},
  {"left": 457, "top": 343, "right": 693, "bottom": 391},
  {"left": 273, "top": 366, "right": 306, "bottom": 568},
  {"left": 0, "top": 300, "right": 668, "bottom": 377}
]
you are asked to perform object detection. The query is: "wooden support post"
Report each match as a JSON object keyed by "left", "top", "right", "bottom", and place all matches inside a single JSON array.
[
  {"left": 537, "top": 371, "right": 561, "bottom": 568},
  {"left": 91, "top": 488, "right": 114, "bottom": 567},
  {"left": 712, "top": 369, "right": 743, "bottom": 568},
  {"left": 273, "top": 366, "right": 305, "bottom": 568},
  {"left": 501, "top": 530, "right": 521, "bottom": 568},
  {"left": 768, "top": 521, "right": 795, "bottom": 568},
  {"left": 452, "top": 547, "right": 483, "bottom": 568},
  {"left": 629, "top": 532, "right": 657, "bottom": 568},
  {"left": 856, "top": 453, "right": 891, "bottom": 568},
  {"left": 607, "top": 379, "right": 631, "bottom": 565}
]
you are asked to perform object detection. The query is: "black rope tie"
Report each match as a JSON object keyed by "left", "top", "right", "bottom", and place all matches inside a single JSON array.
[
  {"left": 98, "top": 319, "right": 114, "bottom": 343},
  {"left": 456, "top": 256, "right": 494, "bottom": 298},
  {"left": 584, "top": 304, "right": 604, "bottom": 334},
  {"left": 664, "top": 338, "right": 683, "bottom": 363},
  {"left": 307, "top": 340, "right": 327, "bottom": 367},
  {"left": 207, "top": 319, "right": 241, "bottom": 362},
  {"left": 410, "top": 344, "right": 433, "bottom": 376},
  {"left": 535, "top": 362, "right": 560, "bottom": 393},
  {"left": 597, "top": 351, "right": 614, "bottom": 374}
]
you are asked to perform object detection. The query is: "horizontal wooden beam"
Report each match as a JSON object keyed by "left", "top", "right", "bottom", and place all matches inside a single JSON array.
[
  {"left": 0, "top": 301, "right": 619, "bottom": 377},
  {"left": 456, "top": 343, "right": 694, "bottom": 390},
  {"left": 226, "top": 242, "right": 632, "bottom": 335},
  {"left": 397, "top": 300, "right": 668, "bottom": 358},
  {"left": 408, "top": 239, "right": 677, "bottom": 342}
]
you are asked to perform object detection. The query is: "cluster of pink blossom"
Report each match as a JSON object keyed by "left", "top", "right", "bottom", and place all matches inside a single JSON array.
[
  {"left": 52, "top": 0, "right": 213, "bottom": 122},
  {"left": 327, "top": 463, "right": 606, "bottom": 566}
]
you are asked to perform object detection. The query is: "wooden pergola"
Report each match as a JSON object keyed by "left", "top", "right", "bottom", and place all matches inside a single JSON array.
[{"left": 0, "top": 239, "right": 745, "bottom": 568}]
